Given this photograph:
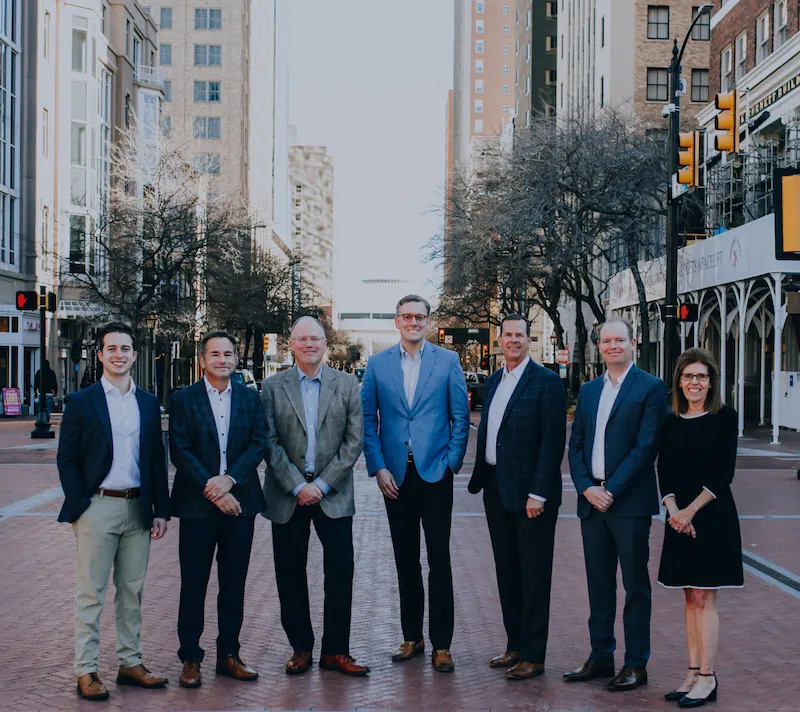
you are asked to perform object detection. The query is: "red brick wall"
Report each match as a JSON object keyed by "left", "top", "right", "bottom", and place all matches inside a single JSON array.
[{"left": 710, "top": 1, "right": 799, "bottom": 94}]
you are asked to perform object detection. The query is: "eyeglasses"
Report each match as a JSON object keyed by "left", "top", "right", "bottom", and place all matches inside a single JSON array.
[
  {"left": 397, "top": 313, "right": 429, "bottom": 324},
  {"left": 680, "top": 373, "right": 710, "bottom": 383},
  {"left": 293, "top": 336, "right": 325, "bottom": 344}
]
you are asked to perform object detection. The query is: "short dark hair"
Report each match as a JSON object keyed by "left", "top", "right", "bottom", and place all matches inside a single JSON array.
[
  {"left": 97, "top": 322, "right": 137, "bottom": 351},
  {"left": 201, "top": 330, "right": 237, "bottom": 354},
  {"left": 672, "top": 347, "right": 722, "bottom": 416},
  {"left": 500, "top": 313, "right": 530, "bottom": 336},
  {"left": 396, "top": 294, "right": 431, "bottom": 316},
  {"left": 598, "top": 318, "right": 634, "bottom": 342}
]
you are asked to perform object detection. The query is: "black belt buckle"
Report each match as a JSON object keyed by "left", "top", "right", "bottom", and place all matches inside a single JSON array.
[
  {"left": 304, "top": 473, "right": 314, "bottom": 483},
  {"left": 407, "top": 452, "right": 414, "bottom": 464}
]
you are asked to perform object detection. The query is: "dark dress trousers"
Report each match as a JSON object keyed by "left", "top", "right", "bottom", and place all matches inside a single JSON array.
[
  {"left": 568, "top": 365, "right": 667, "bottom": 669},
  {"left": 169, "top": 380, "right": 267, "bottom": 663},
  {"left": 57, "top": 381, "right": 169, "bottom": 527},
  {"left": 468, "top": 360, "right": 566, "bottom": 664}
]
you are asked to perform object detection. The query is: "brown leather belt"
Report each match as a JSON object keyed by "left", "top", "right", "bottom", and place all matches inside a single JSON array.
[{"left": 96, "top": 487, "right": 141, "bottom": 499}]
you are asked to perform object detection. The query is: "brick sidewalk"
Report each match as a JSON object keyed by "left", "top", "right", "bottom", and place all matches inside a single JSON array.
[{"left": 1, "top": 417, "right": 799, "bottom": 711}]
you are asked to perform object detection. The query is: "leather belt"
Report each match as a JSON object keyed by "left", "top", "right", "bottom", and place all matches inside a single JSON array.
[
  {"left": 592, "top": 478, "right": 606, "bottom": 487},
  {"left": 304, "top": 473, "right": 315, "bottom": 483},
  {"left": 96, "top": 487, "right": 141, "bottom": 499},
  {"left": 407, "top": 452, "right": 414, "bottom": 464}
]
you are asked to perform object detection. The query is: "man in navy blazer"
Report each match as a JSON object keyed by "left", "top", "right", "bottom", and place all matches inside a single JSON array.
[
  {"left": 565, "top": 319, "right": 667, "bottom": 692},
  {"left": 468, "top": 314, "right": 566, "bottom": 681},
  {"left": 57, "top": 323, "right": 169, "bottom": 701},
  {"left": 169, "top": 331, "right": 267, "bottom": 688},
  {"left": 361, "top": 294, "right": 469, "bottom": 672}
]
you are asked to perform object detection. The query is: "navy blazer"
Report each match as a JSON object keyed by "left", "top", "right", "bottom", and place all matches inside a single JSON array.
[
  {"left": 469, "top": 360, "right": 566, "bottom": 512},
  {"left": 568, "top": 365, "right": 667, "bottom": 519},
  {"left": 169, "top": 379, "right": 267, "bottom": 519},
  {"left": 57, "top": 381, "right": 169, "bottom": 527}
]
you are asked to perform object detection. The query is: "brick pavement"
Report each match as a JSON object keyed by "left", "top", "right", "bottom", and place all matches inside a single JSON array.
[{"left": 0, "top": 416, "right": 799, "bottom": 711}]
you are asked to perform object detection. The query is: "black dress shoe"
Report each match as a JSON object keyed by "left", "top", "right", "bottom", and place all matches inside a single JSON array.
[
  {"left": 679, "top": 674, "right": 718, "bottom": 708},
  {"left": 665, "top": 667, "right": 700, "bottom": 701},
  {"left": 563, "top": 658, "right": 616, "bottom": 682},
  {"left": 607, "top": 665, "right": 648, "bottom": 691}
]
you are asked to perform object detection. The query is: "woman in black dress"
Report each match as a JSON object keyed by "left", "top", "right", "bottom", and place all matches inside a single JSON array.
[{"left": 658, "top": 348, "right": 742, "bottom": 708}]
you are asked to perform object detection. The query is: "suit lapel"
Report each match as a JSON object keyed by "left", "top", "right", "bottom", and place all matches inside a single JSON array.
[
  {"left": 500, "top": 360, "right": 535, "bottom": 429},
  {"left": 607, "top": 366, "right": 638, "bottom": 424},
  {"left": 584, "top": 377, "right": 603, "bottom": 451},
  {"left": 478, "top": 370, "right": 502, "bottom": 442},
  {"left": 317, "top": 366, "right": 337, "bottom": 428},
  {"left": 410, "top": 344, "right": 438, "bottom": 414},
  {"left": 88, "top": 382, "right": 112, "bottom": 445},
  {"left": 283, "top": 368, "right": 307, "bottom": 433},
  {"left": 389, "top": 346, "right": 410, "bottom": 413},
  {"left": 194, "top": 380, "right": 219, "bottom": 442}
]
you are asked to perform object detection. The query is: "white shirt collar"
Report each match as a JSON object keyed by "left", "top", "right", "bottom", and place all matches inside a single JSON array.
[
  {"left": 101, "top": 375, "right": 136, "bottom": 397},
  {"left": 204, "top": 375, "right": 232, "bottom": 394},
  {"left": 502, "top": 355, "right": 530, "bottom": 380},
  {"left": 603, "top": 361, "right": 634, "bottom": 386},
  {"left": 399, "top": 340, "right": 425, "bottom": 359}
]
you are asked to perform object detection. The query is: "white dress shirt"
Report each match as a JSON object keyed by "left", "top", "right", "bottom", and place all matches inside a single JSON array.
[
  {"left": 99, "top": 376, "right": 141, "bottom": 490},
  {"left": 204, "top": 376, "right": 232, "bottom": 478},
  {"left": 400, "top": 341, "right": 424, "bottom": 452},
  {"left": 590, "top": 362, "right": 634, "bottom": 482}
]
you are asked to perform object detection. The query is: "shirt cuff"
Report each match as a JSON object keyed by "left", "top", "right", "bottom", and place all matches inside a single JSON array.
[
  {"left": 225, "top": 474, "right": 236, "bottom": 486},
  {"left": 314, "top": 478, "right": 331, "bottom": 495},
  {"left": 702, "top": 486, "right": 717, "bottom": 499},
  {"left": 291, "top": 482, "right": 305, "bottom": 496},
  {"left": 528, "top": 494, "right": 546, "bottom": 502},
  {"left": 661, "top": 493, "right": 676, "bottom": 505}
]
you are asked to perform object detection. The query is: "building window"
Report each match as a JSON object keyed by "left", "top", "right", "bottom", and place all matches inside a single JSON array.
[
  {"left": 475, "top": 59, "right": 484, "bottom": 73},
  {"left": 502, "top": 65, "right": 509, "bottom": 74},
  {"left": 474, "top": 119, "right": 483, "bottom": 133},
  {"left": 600, "top": 76, "right": 605, "bottom": 107},
  {"left": 503, "top": 45, "right": 510, "bottom": 54},
  {"left": 194, "top": 44, "right": 222, "bottom": 65},
  {"left": 125, "top": 19, "right": 130, "bottom": 56},
  {"left": 601, "top": 17, "right": 605, "bottom": 47},
  {"left": 525, "top": 76, "right": 530, "bottom": 95},
  {"left": 161, "top": 116, "right": 172, "bottom": 136},
  {"left": 124, "top": 94, "right": 131, "bottom": 127},
  {"left": 296, "top": 184, "right": 302, "bottom": 193},
  {"left": 756, "top": 12, "right": 770, "bottom": 63},
  {"left": 527, "top": 9, "right": 531, "bottom": 28},
  {"left": 474, "top": 99, "right": 483, "bottom": 114},
  {"left": 195, "top": 8, "right": 222, "bottom": 29},
  {"left": 163, "top": 80, "right": 172, "bottom": 101},
  {"left": 72, "top": 27, "right": 88, "bottom": 73},
  {"left": 516, "top": 39, "right": 520, "bottom": 55},
  {"left": 194, "top": 81, "right": 221, "bottom": 101},
  {"left": 691, "top": 68, "right": 708, "bottom": 102},
  {"left": 295, "top": 199, "right": 301, "bottom": 207},
  {"left": 476, "top": 40, "right": 484, "bottom": 53},
  {"left": 546, "top": 35, "right": 557, "bottom": 52},
  {"left": 502, "top": 84, "right": 509, "bottom": 94},
  {"left": 193, "top": 117, "right": 221, "bottom": 139},
  {"left": 646, "top": 67, "right": 668, "bottom": 101},
  {"left": 476, "top": 1, "right": 484, "bottom": 13},
  {"left": 526, "top": 42, "right": 531, "bottom": 62},
  {"left": 476, "top": 19, "right": 484, "bottom": 33},
  {"left": 501, "top": 105, "right": 509, "bottom": 114},
  {"left": 735, "top": 33, "right": 747, "bottom": 83},
  {"left": 43, "top": 11, "right": 50, "bottom": 59},
  {"left": 545, "top": 69, "right": 556, "bottom": 86},
  {"left": 42, "top": 109, "right": 48, "bottom": 157},
  {"left": 143, "top": 6, "right": 151, "bottom": 14},
  {"left": 720, "top": 46, "right": 732, "bottom": 92},
  {"left": 546, "top": 2, "right": 557, "bottom": 18},
  {"left": 691, "top": 6, "right": 710, "bottom": 40},
  {"left": 101, "top": 4, "right": 106, "bottom": 35},
  {"left": 69, "top": 215, "right": 86, "bottom": 274},
  {"left": 525, "top": 109, "right": 531, "bottom": 128},
  {"left": 193, "top": 153, "right": 221, "bottom": 174},
  {"left": 503, "top": 26, "right": 510, "bottom": 36},
  {"left": 160, "top": 7, "right": 172, "bottom": 29},
  {"left": 503, "top": 5, "right": 510, "bottom": 14},
  {"left": 41, "top": 206, "right": 49, "bottom": 263},
  {"left": 775, "top": 0, "right": 788, "bottom": 49},
  {"left": 160, "top": 43, "right": 172, "bottom": 65},
  {"left": 475, "top": 79, "right": 484, "bottom": 94},
  {"left": 647, "top": 6, "right": 669, "bottom": 40}
]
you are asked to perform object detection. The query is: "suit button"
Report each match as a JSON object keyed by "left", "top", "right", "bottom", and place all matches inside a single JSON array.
[
  {"left": 410, "top": 417, "right": 414, "bottom": 421},
  {"left": 404, "top": 441, "right": 408, "bottom": 445}
]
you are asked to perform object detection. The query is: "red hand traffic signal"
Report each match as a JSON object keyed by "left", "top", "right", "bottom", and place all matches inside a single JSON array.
[{"left": 15, "top": 291, "right": 38, "bottom": 310}]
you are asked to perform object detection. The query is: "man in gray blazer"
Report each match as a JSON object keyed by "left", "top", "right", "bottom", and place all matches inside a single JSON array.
[{"left": 261, "top": 316, "right": 369, "bottom": 677}]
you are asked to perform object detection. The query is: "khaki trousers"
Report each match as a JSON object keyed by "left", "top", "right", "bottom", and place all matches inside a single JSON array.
[{"left": 72, "top": 494, "right": 151, "bottom": 676}]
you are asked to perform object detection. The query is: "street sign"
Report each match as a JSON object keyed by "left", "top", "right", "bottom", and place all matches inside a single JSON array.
[
  {"left": 444, "top": 334, "right": 454, "bottom": 344},
  {"left": 671, "top": 173, "right": 689, "bottom": 199},
  {"left": 556, "top": 349, "right": 569, "bottom": 365},
  {"left": 559, "top": 365, "right": 567, "bottom": 379}
]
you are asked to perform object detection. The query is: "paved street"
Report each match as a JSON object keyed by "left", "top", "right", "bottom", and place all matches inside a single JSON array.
[{"left": 1, "top": 413, "right": 799, "bottom": 711}]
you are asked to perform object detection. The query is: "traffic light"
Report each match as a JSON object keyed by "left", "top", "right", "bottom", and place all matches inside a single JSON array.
[
  {"left": 15, "top": 291, "right": 38, "bottom": 310},
  {"left": 774, "top": 167, "right": 800, "bottom": 259},
  {"left": 262, "top": 334, "right": 270, "bottom": 353},
  {"left": 480, "top": 344, "right": 489, "bottom": 369},
  {"left": 45, "top": 292, "right": 57, "bottom": 313},
  {"left": 678, "top": 130, "right": 702, "bottom": 187},
  {"left": 677, "top": 302, "right": 699, "bottom": 322},
  {"left": 714, "top": 91, "right": 740, "bottom": 154},
  {"left": 438, "top": 328, "right": 445, "bottom": 344}
]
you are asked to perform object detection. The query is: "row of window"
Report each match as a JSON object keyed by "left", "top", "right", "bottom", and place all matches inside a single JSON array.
[
  {"left": 161, "top": 43, "right": 223, "bottom": 66},
  {"left": 646, "top": 5, "right": 710, "bottom": 41},
  {"left": 161, "top": 80, "right": 222, "bottom": 103},
  {"left": 144, "top": 7, "right": 222, "bottom": 30},
  {"left": 645, "top": 67, "right": 709, "bottom": 103},
  {"left": 475, "top": 40, "right": 534, "bottom": 62},
  {"left": 474, "top": 1, "right": 557, "bottom": 17}
]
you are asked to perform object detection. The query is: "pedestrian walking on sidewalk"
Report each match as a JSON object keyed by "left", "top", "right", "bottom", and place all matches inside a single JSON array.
[
  {"left": 57, "top": 322, "right": 170, "bottom": 701},
  {"left": 565, "top": 318, "right": 667, "bottom": 692},
  {"left": 468, "top": 314, "right": 566, "bottom": 681},
  {"left": 658, "top": 348, "right": 742, "bottom": 708},
  {"left": 361, "top": 294, "right": 469, "bottom": 673},
  {"left": 261, "top": 316, "right": 369, "bottom": 677},
  {"left": 169, "top": 331, "right": 267, "bottom": 688}
]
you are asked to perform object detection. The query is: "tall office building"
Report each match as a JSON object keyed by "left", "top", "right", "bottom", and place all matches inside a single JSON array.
[{"left": 514, "top": 0, "right": 558, "bottom": 130}]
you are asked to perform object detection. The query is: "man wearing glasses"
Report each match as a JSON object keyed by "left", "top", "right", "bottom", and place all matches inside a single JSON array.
[{"left": 361, "top": 295, "right": 470, "bottom": 672}]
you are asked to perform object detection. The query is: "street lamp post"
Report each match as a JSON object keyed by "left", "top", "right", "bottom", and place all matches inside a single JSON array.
[{"left": 663, "top": 3, "right": 713, "bottom": 389}]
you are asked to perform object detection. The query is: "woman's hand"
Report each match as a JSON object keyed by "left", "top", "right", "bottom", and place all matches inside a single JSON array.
[{"left": 669, "top": 506, "right": 696, "bottom": 535}]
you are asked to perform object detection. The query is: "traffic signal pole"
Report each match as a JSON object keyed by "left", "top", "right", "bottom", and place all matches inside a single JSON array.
[{"left": 31, "top": 285, "right": 55, "bottom": 439}]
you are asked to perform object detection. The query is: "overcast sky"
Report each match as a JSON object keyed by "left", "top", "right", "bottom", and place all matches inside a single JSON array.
[{"left": 288, "top": 0, "right": 454, "bottom": 310}]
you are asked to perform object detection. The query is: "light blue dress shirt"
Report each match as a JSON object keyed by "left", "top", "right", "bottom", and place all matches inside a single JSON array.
[{"left": 290, "top": 366, "right": 331, "bottom": 497}]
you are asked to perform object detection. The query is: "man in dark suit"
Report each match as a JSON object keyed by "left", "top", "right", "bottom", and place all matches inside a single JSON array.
[
  {"left": 565, "top": 318, "right": 667, "bottom": 691},
  {"left": 169, "top": 331, "right": 267, "bottom": 688},
  {"left": 468, "top": 314, "right": 566, "bottom": 681},
  {"left": 262, "top": 316, "right": 368, "bottom": 676},
  {"left": 57, "top": 322, "right": 170, "bottom": 701}
]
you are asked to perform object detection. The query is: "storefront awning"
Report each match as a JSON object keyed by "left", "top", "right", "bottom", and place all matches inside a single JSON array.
[{"left": 57, "top": 300, "right": 108, "bottom": 320}]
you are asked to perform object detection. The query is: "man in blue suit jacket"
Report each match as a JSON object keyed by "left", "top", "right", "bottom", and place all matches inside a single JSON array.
[
  {"left": 57, "top": 323, "right": 169, "bottom": 701},
  {"left": 361, "top": 295, "right": 469, "bottom": 673},
  {"left": 565, "top": 319, "right": 667, "bottom": 692}
]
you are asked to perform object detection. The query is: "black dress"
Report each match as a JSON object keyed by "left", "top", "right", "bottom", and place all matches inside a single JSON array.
[{"left": 657, "top": 405, "right": 744, "bottom": 589}]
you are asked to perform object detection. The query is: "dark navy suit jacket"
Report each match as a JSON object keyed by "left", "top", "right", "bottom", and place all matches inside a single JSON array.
[
  {"left": 56, "top": 381, "right": 169, "bottom": 527},
  {"left": 169, "top": 379, "right": 267, "bottom": 519},
  {"left": 469, "top": 360, "right": 566, "bottom": 512},
  {"left": 568, "top": 365, "right": 667, "bottom": 519}
]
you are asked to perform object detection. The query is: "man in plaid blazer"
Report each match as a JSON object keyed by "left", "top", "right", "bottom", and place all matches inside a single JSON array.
[{"left": 261, "top": 316, "right": 369, "bottom": 677}]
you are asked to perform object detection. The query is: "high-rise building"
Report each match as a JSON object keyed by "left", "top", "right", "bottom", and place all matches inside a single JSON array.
[
  {"left": 514, "top": 0, "right": 558, "bottom": 131},
  {"left": 289, "top": 146, "right": 334, "bottom": 313}
]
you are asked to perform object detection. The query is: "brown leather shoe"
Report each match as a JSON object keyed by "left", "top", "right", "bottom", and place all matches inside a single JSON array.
[
  {"left": 432, "top": 649, "right": 455, "bottom": 673},
  {"left": 319, "top": 654, "right": 370, "bottom": 677},
  {"left": 392, "top": 640, "right": 425, "bottom": 662},
  {"left": 116, "top": 663, "right": 168, "bottom": 689},
  {"left": 506, "top": 661, "right": 545, "bottom": 680},
  {"left": 179, "top": 661, "right": 202, "bottom": 688},
  {"left": 285, "top": 651, "right": 313, "bottom": 675},
  {"left": 490, "top": 651, "right": 522, "bottom": 669},
  {"left": 215, "top": 654, "right": 258, "bottom": 681},
  {"left": 607, "top": 665, "right": 648, "bottom": 691},
  {"left": 76, "top": 672, "right": 109, "bottom": 701}
]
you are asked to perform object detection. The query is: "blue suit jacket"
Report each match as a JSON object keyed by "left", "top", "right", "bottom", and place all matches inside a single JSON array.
[
  {"left": 57, "top": 381, "right": 169, "bottom": 527},
  {"left": 361, "top": 341, "right": 470, "bottom": 485},
  {"left": 568, "top": 365, "right": 667, "bottom": 519},
  {"left": 169, "top": 380, "right": 267, "bottom": 519}
]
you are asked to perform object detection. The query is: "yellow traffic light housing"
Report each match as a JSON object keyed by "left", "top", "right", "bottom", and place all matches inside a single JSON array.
[
  {"left": 775, "top": 166, "right": 800, "bottom": 259},
  {"left": 678, "top": 132, "right": 696, "bottom": 186},
  {"left": 714, "top": 91, "right": 740, "bottom": 154}
]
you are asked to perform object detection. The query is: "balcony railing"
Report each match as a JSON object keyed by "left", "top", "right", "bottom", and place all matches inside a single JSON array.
[{"left": 135, "top": 65, "right": 164, "bottom": 89}]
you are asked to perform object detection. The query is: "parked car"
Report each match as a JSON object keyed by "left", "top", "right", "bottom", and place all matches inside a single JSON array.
[
  {"left": 231, "top": 369, "right": 258, "bottom": 391},
  {"left": 464, "top": 371, "right": 487, "bottom": 410}
]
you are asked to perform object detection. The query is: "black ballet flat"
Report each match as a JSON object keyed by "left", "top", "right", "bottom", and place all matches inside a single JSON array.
[
  {"left": 678, "top": 673, "right": 718, "bottom": 708},
  {"left": 664, "top": 667, "right": 699, "bottom": 701}
]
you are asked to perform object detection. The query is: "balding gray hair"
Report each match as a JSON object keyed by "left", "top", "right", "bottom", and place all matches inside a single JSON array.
[{"left": 290, "top": 315, "right": 326, "bottom": 339}]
